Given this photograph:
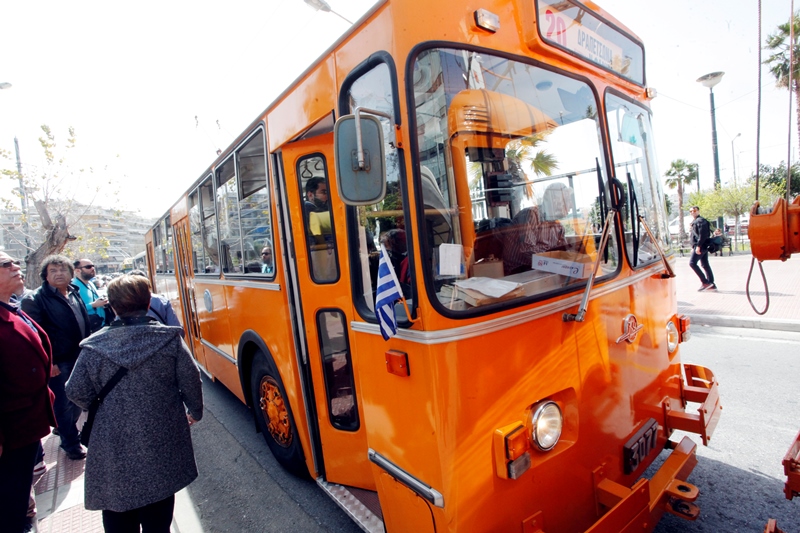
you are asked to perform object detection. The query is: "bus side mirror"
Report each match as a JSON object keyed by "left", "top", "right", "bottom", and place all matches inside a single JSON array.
[{"left": 334, "top": 112, "right": 387, "bottom": 206}]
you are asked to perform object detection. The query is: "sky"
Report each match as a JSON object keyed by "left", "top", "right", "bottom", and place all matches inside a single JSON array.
[{"left": 0, "top": 0, "right": 797, "bottom": 218}]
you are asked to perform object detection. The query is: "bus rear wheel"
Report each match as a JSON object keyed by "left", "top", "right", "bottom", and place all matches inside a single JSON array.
[{"left": 250, "top": 354, "right": 308, "bottom": 477}]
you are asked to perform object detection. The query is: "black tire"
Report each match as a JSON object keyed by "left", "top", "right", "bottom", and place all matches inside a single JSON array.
[{"left": 250, "top": 353, "right": 308, "bottom": 477}]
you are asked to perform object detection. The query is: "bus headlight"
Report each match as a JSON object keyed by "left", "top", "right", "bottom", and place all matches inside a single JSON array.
[
  {"left": 666, "top": 321, "right": 679, "bottom": 353},
  {"left": 530, "top": 401, "right": 563, "bottom": 451}
]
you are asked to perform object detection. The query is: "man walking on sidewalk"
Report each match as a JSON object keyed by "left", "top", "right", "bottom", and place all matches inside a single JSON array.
[{"left": 689, "top": 206, "right": 717, "bottom": 292}]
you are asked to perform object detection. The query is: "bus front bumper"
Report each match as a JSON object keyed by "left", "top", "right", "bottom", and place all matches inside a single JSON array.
[{"left": 583, "top": 436, "right": 699, "bottom": 533}]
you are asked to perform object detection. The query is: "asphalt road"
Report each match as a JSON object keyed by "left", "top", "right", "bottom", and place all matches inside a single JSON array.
[
  {"left": 654, "top": 326, "right": 800, "bottom": 532},
  {"left": 187, "top": 326, "right": 800, "bottom": 532},
  {"left": 185, "top": 374, "right": 361, "bottom": 533}
]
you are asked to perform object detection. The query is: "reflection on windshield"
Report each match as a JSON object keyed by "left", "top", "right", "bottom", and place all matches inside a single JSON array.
[
  {"left": 606, "top": 94, "right": 670, "bottom": 267},
  {"left": 413, "top": 48, "right": 618, "bottom": 312}
]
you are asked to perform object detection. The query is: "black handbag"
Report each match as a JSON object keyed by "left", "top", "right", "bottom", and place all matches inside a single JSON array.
[
  {"left": 80, "top": 367, "right": 128, "bottom": 446},
  {"left": 87, "top": 313, "right": 105, "bottom": 333}
]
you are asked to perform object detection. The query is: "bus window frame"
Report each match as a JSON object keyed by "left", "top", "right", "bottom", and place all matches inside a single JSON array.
[
  {"left": 338, "top": 51, "right": 416, "bottom": 325},
  {"left": 405, "top": 41, "right": 623, "bottom": 319}
]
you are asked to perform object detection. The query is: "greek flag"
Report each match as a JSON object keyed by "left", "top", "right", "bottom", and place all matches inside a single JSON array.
[{"left": 375, "top": 243, "right": 403, "bottom": 340}]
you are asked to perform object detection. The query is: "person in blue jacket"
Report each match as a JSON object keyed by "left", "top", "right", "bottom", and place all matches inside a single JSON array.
[{"left": 128, "top": 270, "right": 184, "bottom": 338}]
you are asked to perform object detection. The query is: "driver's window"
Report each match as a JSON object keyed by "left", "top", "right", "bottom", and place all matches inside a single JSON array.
[{"left": 343, "top": 60, "right": 410, "bottom": 317}]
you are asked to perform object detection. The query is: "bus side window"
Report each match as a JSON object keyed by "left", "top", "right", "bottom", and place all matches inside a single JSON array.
[
  {"left": 316, "top": 310, "right": 358, "bottom": 431},
  {"left": 188, "top": 188, "right": 205, "bottom": 274},
  {"left": 298, "top": 155, "right": 338, "bottom": 282},
  {"left": 216, "top": 157, "right": 243, "bottom": 274},
  {"left": 199, "top": 179, "right": 221, "bottom": 274},
  {"left": 236, "top": 129, "right": 274, "bottom": 277}
]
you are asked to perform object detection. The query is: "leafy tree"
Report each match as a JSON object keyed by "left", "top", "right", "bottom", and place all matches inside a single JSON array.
[
  {"left": 0, "top": 125, "right": 113, "bottom": 288},
  {"left": 664, "top": 159, "right": 698, "bottom": 243},
  {"left": 752, "top": 161, "right": 800, "bottom": 198},
  {"left": 688, "top": 180, "right": 782, "bottom": 251},
  {"left": 765, "top": 13, "right": 800, "bottom": 152}
]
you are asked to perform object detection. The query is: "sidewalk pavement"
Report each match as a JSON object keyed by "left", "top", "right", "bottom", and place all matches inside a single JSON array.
[
  {"left": 675, "top": 252, "right": 800, "bottom": 330},
  {"left": 30, "top": 252, "right": 798, "bottom": 532},
  {"left": 31, "top": 415, "right": 203, "bottom": 533}
]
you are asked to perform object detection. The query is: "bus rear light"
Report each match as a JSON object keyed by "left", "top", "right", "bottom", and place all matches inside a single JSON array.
[{"left": 474, "top": 9, "right": 500, "bottom": 33}]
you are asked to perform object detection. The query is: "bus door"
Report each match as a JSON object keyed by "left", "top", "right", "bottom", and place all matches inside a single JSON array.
[
  {"left": 172, "top": 217, "right": 207, "bottom": 370},
  {"left": 279, "top": 133, "right": 372, "bottom": 489}
]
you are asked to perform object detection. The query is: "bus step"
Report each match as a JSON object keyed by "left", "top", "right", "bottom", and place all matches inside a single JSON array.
[{"left": 317, "top": 478, "right": 385, "bottom": 533}]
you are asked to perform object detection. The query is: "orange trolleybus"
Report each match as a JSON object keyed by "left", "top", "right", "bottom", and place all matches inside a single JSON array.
[{"left": 145, "top": 0, "right": 721, "bottom": 530}]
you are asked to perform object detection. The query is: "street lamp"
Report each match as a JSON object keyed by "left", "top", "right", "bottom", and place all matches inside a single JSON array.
[
  {"left": 731, "top": 132, "right": 741, "bottom": 185},
  {"left": 697, "top": 71, "right": 725, "bottom": 229},
  {"left": 303, "top": 0, "right": 353, "bottom": 24},
  {"left": 696, "top": 71, "right": 724, "bottom": 189}
]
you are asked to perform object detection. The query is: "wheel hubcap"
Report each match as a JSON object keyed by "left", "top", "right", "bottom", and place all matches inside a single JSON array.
[{"left": 258, "top": 376, "right": 292, "bottom": 447}]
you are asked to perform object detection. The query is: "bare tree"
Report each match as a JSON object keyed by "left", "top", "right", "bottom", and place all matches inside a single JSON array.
[{"left": 1, "top": 125, "right": 112, "bottom": 288}]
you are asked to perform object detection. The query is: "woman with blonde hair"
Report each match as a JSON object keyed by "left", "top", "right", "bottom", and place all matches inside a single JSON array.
[{"left": 66, "top": 274, "right": 202, "bottom": 532}]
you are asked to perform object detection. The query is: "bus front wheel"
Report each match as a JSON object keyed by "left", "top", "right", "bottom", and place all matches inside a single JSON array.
[{"left": 250, "top": 354, "right": 308, "bottom": 477}]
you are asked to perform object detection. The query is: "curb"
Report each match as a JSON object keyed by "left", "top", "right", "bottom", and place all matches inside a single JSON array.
[{"left": 687, "top": 313, "right": 800, "bottom": 332}]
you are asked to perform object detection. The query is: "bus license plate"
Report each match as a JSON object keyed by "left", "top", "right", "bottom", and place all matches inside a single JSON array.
[{"left": 623, "top": 418, "right": 659, "bottom": 474}]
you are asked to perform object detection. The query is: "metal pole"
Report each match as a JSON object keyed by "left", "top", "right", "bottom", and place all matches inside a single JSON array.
[
  {"left": 709, "top": 89, "right": 721, "bottom": 189},
  {"left": 709, "top": 89, "right": 724, "bottom": 229},
  {"left": 13, "top": 137, "right": 31, "bottom": 251}
]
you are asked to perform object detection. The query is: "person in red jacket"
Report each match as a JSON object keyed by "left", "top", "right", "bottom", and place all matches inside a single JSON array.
[{"left": 0, "top": 251, "right": 57, "bottom": 533}]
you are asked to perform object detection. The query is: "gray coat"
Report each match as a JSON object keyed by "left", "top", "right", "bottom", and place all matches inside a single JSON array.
[{"left": 66, "top": 318, "right": 203, "bottom": 512}]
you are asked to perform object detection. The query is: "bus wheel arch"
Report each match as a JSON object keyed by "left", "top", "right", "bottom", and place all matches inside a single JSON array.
[{"left": 247, "top": 345, "right": 308, "bottom": 477}]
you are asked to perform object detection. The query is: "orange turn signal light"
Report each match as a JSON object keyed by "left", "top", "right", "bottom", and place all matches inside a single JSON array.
[
  {"left": 493, "top": 422, "right": 531, "bottom": 479},
  {"left": 678, "top": 314, "right": 691, "bottom": 342},
  {"left": 505, "top": 425, "right": 530, "bottom": 461}
]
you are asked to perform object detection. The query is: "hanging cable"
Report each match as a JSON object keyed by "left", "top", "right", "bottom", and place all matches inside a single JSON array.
[
  {"left": 788, "top": 0, "right": 796, "bottom": 202},
  {"left": 747, "top": 0, "right": 770, "bottom": 314}
]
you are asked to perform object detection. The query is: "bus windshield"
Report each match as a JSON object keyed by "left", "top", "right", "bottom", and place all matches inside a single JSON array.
[
  {"left": 606, "top": 93, "right": 671, "bottom": 267},
  {"left": 412, "top": 48, "right": 619, "bottom": 312}
]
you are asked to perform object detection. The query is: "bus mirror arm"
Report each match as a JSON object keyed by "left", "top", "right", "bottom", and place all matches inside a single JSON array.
[
  {"left": 564, "top": 209, "right": 617, "bottom": 323},
  {"left": 354, "top": 107, "right": 393, "bottom": 170},
  {"left": 637, "top": 214, "right": 675, "bottom": 279}
]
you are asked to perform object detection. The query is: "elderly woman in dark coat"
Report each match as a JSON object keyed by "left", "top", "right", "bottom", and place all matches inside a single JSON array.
[{"left": 66, "top": 274, "right": 202, "bottom": 533}]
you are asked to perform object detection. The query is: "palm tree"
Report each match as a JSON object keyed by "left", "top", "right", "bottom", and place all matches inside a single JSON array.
[
  {"left": 764, "top": 13, "right": 800, "bottom": 152},
  {"left": 505, "top": 133, "right": 558, "bottom": 202},
  {"left": 664, "top": 159, "right": 698, "bottom": 243}
]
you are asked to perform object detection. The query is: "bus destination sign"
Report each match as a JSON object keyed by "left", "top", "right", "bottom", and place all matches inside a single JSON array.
[{"left": 536, "top": 0, "right": 644, "bottom": 85}]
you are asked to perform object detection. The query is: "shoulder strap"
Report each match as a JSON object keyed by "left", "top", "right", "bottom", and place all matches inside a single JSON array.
[{"left": 97, "top": 367, "right": 128, "bottom": 402}]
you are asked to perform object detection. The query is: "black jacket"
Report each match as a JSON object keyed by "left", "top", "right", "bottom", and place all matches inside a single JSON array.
[
  {"left": 21, "top": 282, "right": 91, "bottom": 366},
  {"left": 690, "top": 215, "right": 711, "bottom": 251}
]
